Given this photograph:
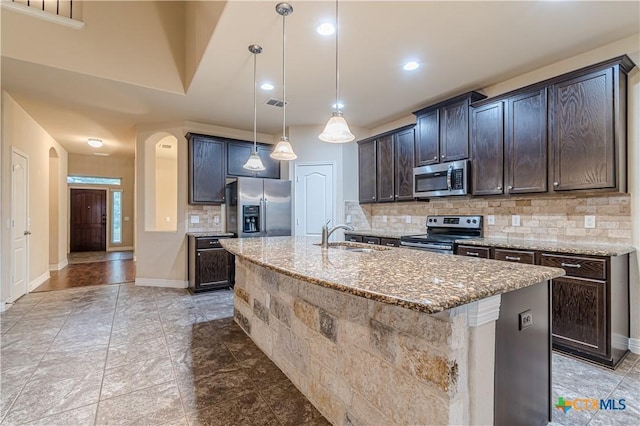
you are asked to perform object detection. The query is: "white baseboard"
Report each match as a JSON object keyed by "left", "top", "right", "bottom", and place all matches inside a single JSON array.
[
  {"left": 135, "top": 278, "right": 188, "bottom": 289},
  {"left": 49, "top": 258, "right": 68, "bottom": 271},
  {"left": 107, "top": 246, "right": 134, "bottom": 252},
  {"left": 629, "top": 338, "right": 640, "bottom": 354},
  {"left": 29, "top": 271, "right": 50, "bottom": 292}
]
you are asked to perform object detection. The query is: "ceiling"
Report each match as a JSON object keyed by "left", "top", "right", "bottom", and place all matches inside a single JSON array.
[{"left": 2, "top": 1, "right": 639, "bottom": 157}]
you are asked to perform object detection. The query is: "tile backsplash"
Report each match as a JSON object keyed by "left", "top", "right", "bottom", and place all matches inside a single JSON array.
[
  {"left": 187, "top": 205, "right": 224, "bottom": 232},
  {"left": 345, "top": 194, "right": 632, "bottom": 245}
]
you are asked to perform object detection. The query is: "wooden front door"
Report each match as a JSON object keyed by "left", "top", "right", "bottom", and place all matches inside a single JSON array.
[{"left": 70, "top": 189, "right": 106, "bottom": 252}]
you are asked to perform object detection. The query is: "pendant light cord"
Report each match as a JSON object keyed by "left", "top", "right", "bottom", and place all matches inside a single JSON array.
[
  {"left": 253, "top": 51, "right": 258, "bottom": 153},
  {"left": 335, "top": 0, "right": 339, "bottom": 112},
  {"left": 282, "top": 11, "right": 287, "bottom": 139}
]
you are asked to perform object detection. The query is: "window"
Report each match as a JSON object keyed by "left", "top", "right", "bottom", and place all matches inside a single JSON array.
[
  {"left": 67, "top": 176, "right": 121, "bottom": 185},
  {"left": 111, "top": 190, "right": 122, "bottom": 244}
]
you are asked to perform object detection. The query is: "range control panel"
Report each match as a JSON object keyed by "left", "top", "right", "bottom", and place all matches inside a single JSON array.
[{"left": 426, "top": 215, "right": 482, "bottom": 230}]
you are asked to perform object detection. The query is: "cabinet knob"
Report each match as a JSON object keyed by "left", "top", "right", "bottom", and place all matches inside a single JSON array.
[
  {"left": 507, "top": 185, "right": 513, "bottom": 190},
  {"left": 372, "top": 196, "right": 375, "bottom": 200},
  {"left": 433, "top": 156, "right": 438, "bottom": 160},
  {"left": 553, "top": 182, "right": 559, "bottom": 187},
  {"left": 496, "top": 186, "right": 502, "bottom": 190},
  {"left": 441, "top": 154, "right": 445, "bottom": 158}
]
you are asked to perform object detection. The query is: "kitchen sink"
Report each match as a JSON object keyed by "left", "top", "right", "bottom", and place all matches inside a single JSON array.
[
  {"left": 345, "top": 247, "right": 375, "bottom": 253},
  {"left": 315, "top": 242, "right": 391, "bottom": 252}
]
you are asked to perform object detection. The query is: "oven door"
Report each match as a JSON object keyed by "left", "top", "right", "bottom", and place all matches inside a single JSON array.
[
  {"left": 399, "top": 241, "right": 453, "bottom": 254},
  {"left": 413, "top": 160, "right": 468, "bottom": 198}
]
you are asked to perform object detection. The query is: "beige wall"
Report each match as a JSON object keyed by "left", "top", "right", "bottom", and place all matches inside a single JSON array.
[
  {"left": 1, "top": 91, "right": 68, "bottom": 300},
  {"left": 68, "top": 154, "right": 135, "bottom": 249},
  {"left": 155, "top": 156, "right": 178, "bottom": 232},
  {"left": 355, "top": 34, "right": 640, "bottom": 349}
]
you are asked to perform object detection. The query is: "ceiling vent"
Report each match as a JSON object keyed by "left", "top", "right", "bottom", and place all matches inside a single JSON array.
[{"left": 265, "top": 97, "right": 287, "bottom": 108}]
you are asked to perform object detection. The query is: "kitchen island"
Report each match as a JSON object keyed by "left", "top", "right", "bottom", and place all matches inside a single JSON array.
[{"left": 221, "top": 236, "right": 565, "bottom": 425}]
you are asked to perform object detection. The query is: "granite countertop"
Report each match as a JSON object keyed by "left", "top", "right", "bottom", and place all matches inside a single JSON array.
[
  {"left": 346, "top": 229, "right": 420, "bottom": 239},
  {"left": 220, "top": 236, "right": 564, "bottom": 315},
  {"left": 187, "top": 232, "right": 235, "bottom": 237},
  {"left": 457, "top": 237, "right": 635, "bottom": 257}
]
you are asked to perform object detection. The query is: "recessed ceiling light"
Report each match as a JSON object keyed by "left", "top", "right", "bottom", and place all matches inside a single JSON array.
[
  {"left": 332, "top": 102, "right": 344, "bottom": 109},
  {"left": 403, "top": 61, "right": 420, "bottom": 71},
  {"left": 87, "top": 138, "right": 103, "bottom": 148},
  {"left": 261, "top": 82, "right": 274, "bottom": 90},
  {"left": 317, "top": 23, "right": 335, "bottom": 36},
  {"left": 94, "top": 152, "right": 109, "bottom": 156}
]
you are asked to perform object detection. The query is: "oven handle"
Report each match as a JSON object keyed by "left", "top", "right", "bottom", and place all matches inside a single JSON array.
[
  {"left": 400, "top": 241, "right": 452, "bottom": 251},
  {"left": 446, "top": 164, "right": 453, "bottom": 191}
]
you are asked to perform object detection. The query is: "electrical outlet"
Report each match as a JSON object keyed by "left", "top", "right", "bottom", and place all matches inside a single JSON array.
[
  {"left": 214, "top": 215, "right": 220, "bottom": 224},
  {"left": 487, "top": 215, "right": 495, "bottom": 225},
  {"left": 382, "top": 215, "right": 387, "bottom": 223},
  {"left": 405, "top": 215, "right": 411, "bottom": 224},
  {"left": 346, "top": 214, "right": 352, "bottom": 224},
  {"left": 165, "top": 216, "right": 171, "bottom": 223},
  {"left": 584, "top": 215, "right": 596, "bottom": 229},
  {"left": 512, "top": 215, "right": 520, "bottom": 227},
  {"left": 124, "top": 216, "right": 129, "bottom": 221},
  {"left": 190, "top": 215, "right": 199, "bottom": 224},
  {"left": 519, "top": 310, "right": 533, "bottom": 330}
]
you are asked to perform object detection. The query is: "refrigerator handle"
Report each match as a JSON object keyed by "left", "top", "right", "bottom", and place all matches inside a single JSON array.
[{"left": 261, "top": 197, "right": 267, "bottom": 237}]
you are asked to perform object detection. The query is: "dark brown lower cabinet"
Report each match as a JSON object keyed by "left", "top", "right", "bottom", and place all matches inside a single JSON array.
[
  {"left": 188, "top": 235, "right": 234, "bottom": 293},
  {"left": 344, "top": 234, "right": 363, "bottom": 243}
]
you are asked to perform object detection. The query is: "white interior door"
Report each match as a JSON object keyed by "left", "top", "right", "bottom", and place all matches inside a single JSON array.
[
  {"left": 11, "top": 150, "right": 29, "bottom": 301},
  {"left": 294, "top": 163, "right": 335, "bottom": 237}
]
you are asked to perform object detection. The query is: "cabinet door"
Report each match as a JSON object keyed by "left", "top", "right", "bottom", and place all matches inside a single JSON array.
[
  {"left": 551, "top": 276, "right": 607, "bottom": 357},
  {"left": 227, "top": 142, "right": 280, "bottom": 179},
  {"left": 376, "top": 135, "right": 395, "bottom": 202},
  {"left": 415, "top": 110, "right": 439, "bottom": 166},
  {"left": 506, "top": 88, "right": 548, "bottom": 194},
  {"left": 550, "top": 68, "right": 615, "bottom": 191},
  {"left": 440, "top": 99, "right": 470, "bottom": 162},
  {"left": 358, "top": 139, "right": 377, "bottom": 203},
  {"left": 470, "top": 102, "right": 504, "bottom": 195},
  {"left": 394, "top": 128, "right": 415, "bottom": 201},
  {"left": 197, "top": 249, "right": 229, "bottom": 288},
  {"left": 189, "top": 135, "right": 226, "bottom": 204}
]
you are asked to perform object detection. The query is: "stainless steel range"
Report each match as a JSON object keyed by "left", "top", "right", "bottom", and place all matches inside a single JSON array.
[{"left": 400, "top": 215, "right": 483, "bottom": 254}]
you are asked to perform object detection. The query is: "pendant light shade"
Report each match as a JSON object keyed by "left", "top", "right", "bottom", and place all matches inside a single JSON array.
[
  {"left": 243, "top": 44, "right": 266, "bottom": 172},
  {"left": 319, "top": 0, "right": 355, "bottom": 143},
  {"left": 319, "top": 111, "right": 354, "bottom": 143},
  {"left": 270, "top": 2, "right": 298, "bottom": 161}
]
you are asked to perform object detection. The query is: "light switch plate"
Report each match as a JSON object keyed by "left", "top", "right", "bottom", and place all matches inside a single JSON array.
[
  {"left": 405, "top": 215, "right": 411, "bottom": 224},
  {"left": 124, "top": 216, "right": 129, "bottom": 221},
  {"left": 214, "top": 215, "right": 220, "bottom": 224},
  {"left": 512, "top": 215, "right": 520, "bottom": 227},
  {"left": 165, "top": 216, "right": 171, "bottom": 222},
  {"left": 487, "top": 215, "right": 495, "bottom": 225},
  {"left": 584, "top": 215, "right": 596, "bottom": 229},
  {"left": 190, "top": 215, "right": 199, "bottom": 224},
  {"left": 382, "top": 215, "right": 387, "bottom": 223},
  {"left": 346, "top": 214, "right": 352, "bottom": 223},
  {"left": 519, "top": 310, "right": 533, "bottom": 330}
]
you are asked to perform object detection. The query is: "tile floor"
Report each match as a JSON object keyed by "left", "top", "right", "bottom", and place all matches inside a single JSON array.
[
  {"left": 1, "top": 284, "right": 638, "bottom": 425},
  {"left": 0, "top": 285, "right": 328, "bottom": 425}
]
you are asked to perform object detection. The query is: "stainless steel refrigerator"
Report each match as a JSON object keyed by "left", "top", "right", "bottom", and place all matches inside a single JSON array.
[{"left": 226, "top": 178, "right": 292, "bottom": 238}]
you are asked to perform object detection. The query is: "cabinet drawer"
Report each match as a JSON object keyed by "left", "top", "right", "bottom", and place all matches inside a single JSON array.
[
  {"left": 345, "top": 234, "right": 363, "bottom": 243},
  {"left": 363, "top": 236, "right": 381, "bottom": 245},
  {"left": 380, "top": 238, "right": 400, "bottom": 248},
  {"left": 541, "top": 254, "right": 606, "bottom": 280},
  {"left": 196, "top": 238, "right": 222, "bottom": 249},
  {"left": 456, "top": 245, "right": 491, "bottom": 259},
  {"left": 494, "top": 249, "right": 535, "bottom": 265}
]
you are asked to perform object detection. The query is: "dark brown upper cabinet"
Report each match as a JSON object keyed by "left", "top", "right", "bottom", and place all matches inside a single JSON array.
[
  {"left": 470, "top": 101, "right": 504, "bottom": 196},
  {"left": 549, "top": 67, "right": 620, "bottom": 192},
  {"left": 394, "top": 127, "right": 415, "bottom": 201},
  {"left": 187, "top": 133, "right": 226, "bottom": 205},
  {"left": 358, "top": 139, "right": 377, "bottom": 203},
  {"left": 227, "top": 142, "right": 280, "bottom": 179},
  {"left": 505, "top": 88, "right": 548, "bottom": 194},
  {"left": 414, "top": 91, "right": 486, "bottom": 167},
  {"left": 376, "top": 134, "right": 395, "bottom": 202}
]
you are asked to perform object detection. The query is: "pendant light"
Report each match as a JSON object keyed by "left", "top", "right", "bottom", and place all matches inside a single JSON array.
[
  {"left": 319, "top": 0, "right": 355, "bottom": 143},
  {"left": 270, "top": 2, "right": 297, "bottom": 161},
  {"left": 243, "top": 44, "right": 267, "bottom": 172}
]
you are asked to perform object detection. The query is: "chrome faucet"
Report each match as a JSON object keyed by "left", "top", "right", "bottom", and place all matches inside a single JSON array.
[{"left": 321, "top": 220, "right": 354, "bottom": 248}]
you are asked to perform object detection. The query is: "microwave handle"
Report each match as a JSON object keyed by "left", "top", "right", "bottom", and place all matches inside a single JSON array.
[{"left": 446, "top": 164, "right": 453, "bottom": 191}]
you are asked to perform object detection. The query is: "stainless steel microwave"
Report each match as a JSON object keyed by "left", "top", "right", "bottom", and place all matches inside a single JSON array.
[{"left": 413, "top": 160, "right": 469, "bottom": 198}]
